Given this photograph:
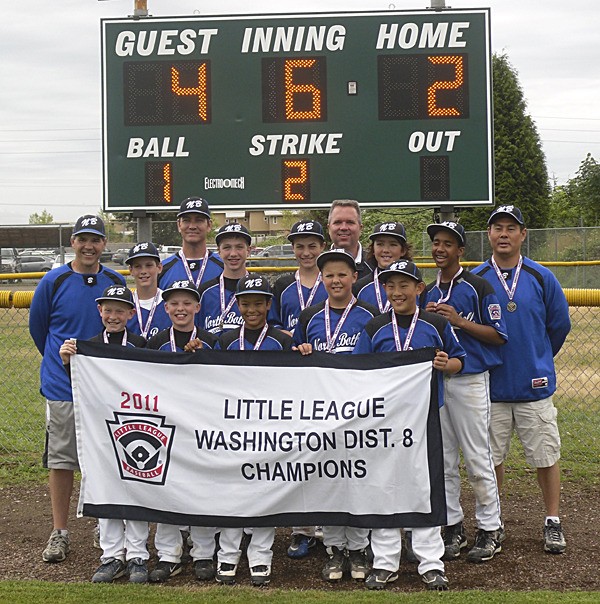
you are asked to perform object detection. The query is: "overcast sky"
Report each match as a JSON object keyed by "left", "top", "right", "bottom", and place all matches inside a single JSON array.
[{"left": 0, "top": 0, "right": 598, "bottom": 225}]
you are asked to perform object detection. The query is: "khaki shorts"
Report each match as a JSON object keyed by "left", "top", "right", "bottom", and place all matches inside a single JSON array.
[
  {"left": 490, "top": 397, "right": 561, "bottom": 468},
  {"left": 43, "top": 399, "right": 79, "bottom": 471}
]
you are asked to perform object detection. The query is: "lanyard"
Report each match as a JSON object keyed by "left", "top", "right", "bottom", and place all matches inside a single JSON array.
[
  {"left": 103, "top": 329, "right": 127, "bottom": 346},
  {"left": 324, "top": 296, "right": 356, "bottom": 353},
  {"left": 491, "top": 255, "right": 523, "bottom": 311},
  {"left": 169, "top": 326, "right": 197, "bottom": 352},
  {"left": 179, "top": 249, "right": 209, "bottom": 288},
  {"left": 238, "top": 323, "right": 269, "bottom": 350},
  {"left": 218, "top": 274, "right": 238, "bottom": 324},
  {"left": 133, "top": 290, "right": 160, "bottom": 339},
  {"left": 373, "top": 268, "right": 390, "bottom": 313},
  {"left": 295, "top": 271, "right": 322, "bottom": 311},
  {"left": 391, "top": 309, "right": 419, "bottom": 351},
  {"left": 435, "top": 267, "right": 464, "bottom": 304}
]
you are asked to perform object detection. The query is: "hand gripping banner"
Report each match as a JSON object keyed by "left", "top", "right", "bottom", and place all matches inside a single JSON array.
[{"left": 72, "top": 342, "right": 446, "bottom": 528}]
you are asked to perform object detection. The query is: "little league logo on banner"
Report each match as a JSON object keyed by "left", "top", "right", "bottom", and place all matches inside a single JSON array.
[
  {"left": 107, "top": 413, "right": 175, "bottom": 485},
  {"left": 72, "top": 342, "right": 446, "bottom": 529}
]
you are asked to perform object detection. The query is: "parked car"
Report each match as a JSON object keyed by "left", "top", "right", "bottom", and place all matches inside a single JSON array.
[
  {"left": 52, "top": 253, "right": 76, "bottom": 269},
  {"left": 248, "top": 244, "right": 296, "bottom": 267},
  {"left": 15, "top": 255, "right": 53, "bottom": 273},
  {"left": 1, "top": 247, "right": 18, "bottom": 274},
  {"left": 158, "top": 245, "right": 182, "bottom": 261},
  {"left": 112, "top": 248, "right": 130, "bottom": 265},
  {"left": 100, "top": 250, "right": 114, "bottom": 263}
]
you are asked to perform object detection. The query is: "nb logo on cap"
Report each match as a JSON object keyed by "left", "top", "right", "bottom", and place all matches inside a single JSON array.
[
  {"left": 107, "top": 286, "right": 126, "bottom": 296},
  {"left": 172, "top": 280, "right": 191, "bottom": 288},
  {"left": 393, "top": 261, "right": 409, "bottom": 270},
  {"left": 379, "top": 222, "right": 397, "bottom": 231},
  {"left": 296, "top": 222, "right": 314, "bottom": 232},
  {"left": 225, "top": 224, "right": 242, "bottom": 232},
  {"left": 496, "top": 205, "right": 514, "bottom": 213},
  {"left": 186, "top": 200, "right": 205, "bottom": 209},
  {"left": 244, "top": 278, "right": 262, "bottom": 288},
  {"left": 133, "top": 243, "right": 149, "bottom": 253},
  {"left": 81, "top": 217, "right": 98, "bottom": 227},
  {"left": 440, "top": 221, "right": 458, "bottom": 228}
]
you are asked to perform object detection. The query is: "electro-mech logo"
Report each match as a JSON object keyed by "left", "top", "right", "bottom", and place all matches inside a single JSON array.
[{"left": 107, "top": 413, "right": 175, "bottom": 485}]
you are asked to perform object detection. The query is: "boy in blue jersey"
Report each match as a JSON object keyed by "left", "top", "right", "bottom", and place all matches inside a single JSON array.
[
  {"left": 125, "top": 242, "right": 171, "bottom": 340},
  {"left": 472, "top": 206, "right": 571, "bottom": 554},
  {"left": 353, "top": 260, "right": 465, "bottom": 591},
  {"left": 158, "top": 197, "right": 223, "bottom": 289},
  {"left": 216, "top": 276, "right": 292, "bottom": 587},
  {"left": 29, "top": 214, "right": 125, "bottom": 564},
  {"left": 59, "top": 285, "right": 149, "bottom": 583},
  {"left": 146, "top": 280, "right": 218, "bottom": 583},
  {"left": 269, "top": 219, "right": 326, "bottom": 558},
  {"left": 294, "top": 249, "right": 378, "bottom": 583},
  {"left": 422, "top": 221, "right": 507, "bottom": 563},
  {"left": 197, "top": 223, "right": 252, "bottom": 336},
  {"left": 354, "top": 221, "right": 411, "bottom": 313},
  {"left": 270, "top": 219, "right": 327, "bottom": 335}
]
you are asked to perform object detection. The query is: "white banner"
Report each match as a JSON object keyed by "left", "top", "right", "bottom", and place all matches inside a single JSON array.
[{"left": 73, "top": 342, "right": 446, "bottom": 528}]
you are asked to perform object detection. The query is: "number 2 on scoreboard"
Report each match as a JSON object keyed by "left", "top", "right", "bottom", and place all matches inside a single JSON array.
[{"left": 282, "top": 159, "right": 310, "bottom": 202}]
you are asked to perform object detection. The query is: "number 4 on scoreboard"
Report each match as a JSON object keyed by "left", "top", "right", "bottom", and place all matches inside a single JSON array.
[{"left": 282, "top": 159, "right": 310, "bottom": 202}]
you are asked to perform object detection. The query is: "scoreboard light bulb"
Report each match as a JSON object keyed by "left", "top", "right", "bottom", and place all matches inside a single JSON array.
[{"left": 163, "top": 163, "right": 172, "bottom": 203}]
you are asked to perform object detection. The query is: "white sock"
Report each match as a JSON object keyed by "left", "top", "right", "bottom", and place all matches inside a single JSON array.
[{"left": 545, "top": 516, "right": 560, "bottom": 525}]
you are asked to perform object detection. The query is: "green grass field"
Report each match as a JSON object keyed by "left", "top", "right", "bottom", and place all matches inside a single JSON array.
[{"left": 0, "top": 584, "right": 599, "bottom": 604}]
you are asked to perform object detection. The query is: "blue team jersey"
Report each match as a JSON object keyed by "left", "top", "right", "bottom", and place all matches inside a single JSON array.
[
  {"left": 352, "top": 310, "right": 466, "bottom": 408},
  {"left": 146, "top": 327, "right": 219, "bottom": 352},
  {"left": 158, "top": 251, "right": 224, "bottom": 289},
  {"left": 421, "top": 270, "right": 508, "bottom": 374},
  {"left": 293, "top": 299, "right": 379, "bottom": 354},
  {"left": 472, "top": 257, "right": 571, "bottom": 402},
  {"left": 126, "top": 290, "right": 172, "bottom": 340},
  {"left": 196, "top": 276, "right": 243, "bottom": 336},
  {"left": 354, "top": 273, "right": 390, "bottom": 313},
  {"left": 29, "top": 263, "right": 126, "bottom": 401},
  {"left": 219, "top": 324, "right": 294, "bottom": 351},
  {"left": 269, "top": 274, "right": 328, "bottom": 332}
]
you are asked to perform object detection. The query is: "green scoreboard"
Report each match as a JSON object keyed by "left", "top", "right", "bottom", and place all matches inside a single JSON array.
[{"left": 101, "top": 9, "right": 492, "bottom": 211}]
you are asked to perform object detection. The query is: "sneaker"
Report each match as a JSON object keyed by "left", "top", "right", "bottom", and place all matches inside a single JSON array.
[
  {"left": 403, "top": 530, "right": 418, "bottom": 564},
  {"left": 287, "top": 534, "right": 317, "bottom": 558},
  {"left": 127, "top": 558, "right": 148, "bottom": 583},
  {"left": 216, "top": 562, "right": 238, "bottom": 585},
  {"left": 348, "top": 548, "right": 370, "bottom": 580},
  {"left": 250, "top": 564, "right": 271, "bottom": 586},
  {"left": 93, "top": 523, "right": 101, "bottom": 549},
  {"left": 442, "top": 522, "right": 467, "bottom": 560},
  {"left": 149, "top": 560, "right": 182, "bottom": 583},
  {"left": 497, "top": 525, "right": 507, "bottom": 543},
  {"left": 365, "top": 568, "right": 398, "bottom": 590},
  {"left": 322, "top": 546, "right": 346, "bottom": 581},
  {"left": 42, "top": 529, "right": 70, "bottom": 563},
  {"left": 544, "top": 520, "right": 566, "bottom": 554},
  {"left": 194, "top": 558, "right": 216, "bottom": 581},
  {"left": 466, "top": 529, "right": 502, "bottom": 563},
  {"left": 91, "top": 558, "right": 127, "bottom": 583},
  {"left": 421, "top": 569, "right": 449, "bottom": 591}
]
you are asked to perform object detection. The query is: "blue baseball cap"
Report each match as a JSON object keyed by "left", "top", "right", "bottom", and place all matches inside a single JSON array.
[
  {"left": 126, "top": 241, "right": 161, "bottom": 264},
  {"left": 288, "top": 219, "right": 325, "bottom": 242},
  {"left": 162, "top": 280, "right": 200, "bottom": 302},
  {"left": 378, "top": 260, "right": 423, "bottom": 283},
  {"left": 487, "top": 205, "right": 525, "bottom": 226},
  {"left": 72, "top": 215, "right": 106, "bottom": 238},
  {"left": 426, "top": 221, "right": 466, "bottom": 246},
  {"left": 369, "top": 221, "right": 407, "bottom": 243},
  {"left": 316, "top": 248, "right": 357, "bottom": 272},
  {"left": 95, "top": 285, "right": 134, "bottom": 307},
  {"left": 235, "top": 275, "right": 273, "bottom": 298}
]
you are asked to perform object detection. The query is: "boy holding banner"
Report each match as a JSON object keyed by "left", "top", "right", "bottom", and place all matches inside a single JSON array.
[
  {"left": 59, "top": 285, "right": 149, "bottom": 583},
  {"left": 146, "top": 280, "right": 219, "bottom": 583},
  {"left": 216, "top": 276, "right": 293, "bottom": 586},
  {"left": 294, "top": 249, "right": 379, "bottom": 583},
  {"left": 353, "top": 260, "right": 466, "bottom": 591}
]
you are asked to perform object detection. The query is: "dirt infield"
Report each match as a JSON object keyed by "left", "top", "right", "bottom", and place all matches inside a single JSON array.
[{"left": 1, "top": 480, "right": 598, "bottom": 591}]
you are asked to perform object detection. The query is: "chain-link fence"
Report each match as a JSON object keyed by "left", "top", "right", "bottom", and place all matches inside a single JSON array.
[{"left": 1, "top": 288, "right": 599, "bottom": 481}]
